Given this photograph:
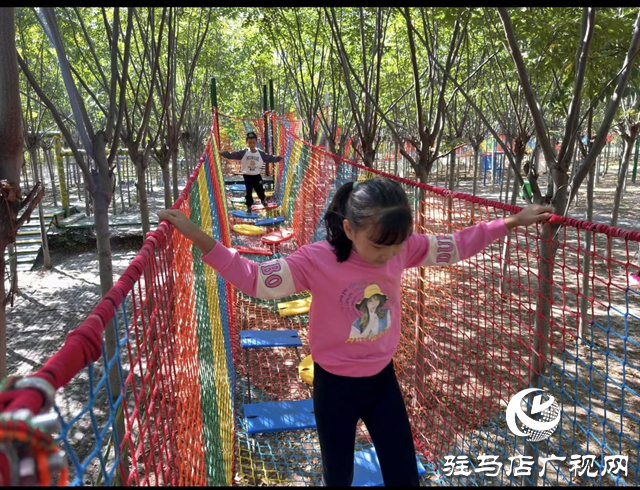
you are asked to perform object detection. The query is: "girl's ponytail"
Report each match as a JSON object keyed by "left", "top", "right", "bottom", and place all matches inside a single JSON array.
[{"left": 324, "top": 181, "right": 356, "bottom": 262}]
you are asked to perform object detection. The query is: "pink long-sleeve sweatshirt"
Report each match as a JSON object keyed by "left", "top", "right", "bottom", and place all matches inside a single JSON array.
[{"left": 202, "top": 219, "right": 509, "bottom": 377}]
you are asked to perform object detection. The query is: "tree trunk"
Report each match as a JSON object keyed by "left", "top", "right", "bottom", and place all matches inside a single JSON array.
[
  {"left": 603, "top": 143, "right": 610, "bottom": 177},
  {"left": 118, "top": 158, "right": 125, "bottom": 212},
  {"left": 447, "top": 153, "right": 456, "bottom": 229},
  {"left": 412, "top": 188, "right": 429, "bottom": 409},
  {"left": 84, "top": 174, "right": 92, "bottom": 217},
  {"left": 394, "top": 141, "right": 398, "bottom": 176},
  {"left": 171, "top": 150, "right": 180, "bottom": 203},
  {"left": 498, "top": 155, "right": 505, "bottom": 198},
  {"left": 136, "top": 163, "right": 151, "bottom": 236},
  {"left": 0, "top": 7, "right": 26, "bottom": 378},
  {"left": 611, "top": 137, "right": 634, "bottom": 227},
  {"left": 417, "top": 165, "right": 429, "bottom": 185},
  {"left": 29, "top": 147, "right": 51, "bottom": 269},
  {"left": 44, "top": 148, "right": 58, "bottom": 207},
  {"left": 524, "top": 168, "right": 567, "bottom": 470},
  {"left": 499, "top": 156, "right": 525, "bottom": 296},
  {"left": 75, "top": 158, "right": 83, "bottom": 202},
  {"left": 579, "top": 162, "right": 596, "bottom": 338},
  {"left": 162, "top": 165, "right": 172, "bottom": 209},
  {"left": 0, "top": 251, "right": 7, "bottom": 378},
  {"left": 524, "top": 220, "right": 560, "bottom": 467},
  {"left": 92, "top": 146, "right": 130, "bottom": 484},
  {"left": 362, "top": 145, "right": 376, "bottom": 169},
  {"left": 111, "top": 183, "right": 117, "bottom": 215},
  {"left": 53, "top": 136, "right": 69, "bottom": 213},
  {"left": 510, "top": 160, "right": 522, "bottom": 207},
  {"left": 22, "top": 160, "right": 30, "bottom": 190},
  {"left": 126, "top": 158, "right": 132, "bottom": 208},
  {"left": 472, "top": 151, "right": 479, "bottom": 196},
  {"left": 504, "top": 162, "right": 512, "bottom": 204},
  {"left": 65, "top": 155, "right": 72, "bottom": 210},
  {"left": 448, "top": 152, "right": 455, "bottom": 191}
]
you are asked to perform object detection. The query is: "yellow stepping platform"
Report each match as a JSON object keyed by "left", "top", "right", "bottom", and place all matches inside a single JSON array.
[
  {"left": 277, "top": 296, "right": 312, "bottom": 317},
  {"left": 253, "top": 190, "right": 275, "bottom": 198},
  {"left": 298, "top": 354, "right": 314, "bottom": 385},
  {"left": 233, "top": 224, "right": 264, "bottom": 236}
]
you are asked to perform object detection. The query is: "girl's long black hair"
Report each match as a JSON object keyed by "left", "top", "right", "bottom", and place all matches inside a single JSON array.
[{"left": 324, "top": 177, "right": 413, "bottom": 262}]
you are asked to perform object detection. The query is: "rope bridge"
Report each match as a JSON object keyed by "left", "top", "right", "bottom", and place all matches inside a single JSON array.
[{"left": 0, "top": 110, "right": 638, "bottom": 486}]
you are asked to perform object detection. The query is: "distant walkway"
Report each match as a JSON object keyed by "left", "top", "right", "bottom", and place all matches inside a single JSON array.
[
  {"left": 55, "top": 212, "right": 158, "bottom": 230},
  {"left": 52, "top": 186, "right": 185, "bottom": 232}
]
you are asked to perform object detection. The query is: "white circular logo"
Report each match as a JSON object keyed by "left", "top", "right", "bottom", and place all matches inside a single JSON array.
[{"left": 506, "top": 388, "right": 561, "bottom": 442}]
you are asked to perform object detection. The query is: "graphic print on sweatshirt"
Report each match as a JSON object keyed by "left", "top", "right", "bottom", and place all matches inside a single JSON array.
[
  {"left": 242, "top": 150, "right": 264, "bottom": 174},
  {"left": 339, "top": 280, "right": 396, "bottom": 343}
]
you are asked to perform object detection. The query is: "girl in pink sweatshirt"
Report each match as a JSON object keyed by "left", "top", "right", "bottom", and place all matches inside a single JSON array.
[{"left": 157, "top": 177, "right": 552, "bottom": 486}]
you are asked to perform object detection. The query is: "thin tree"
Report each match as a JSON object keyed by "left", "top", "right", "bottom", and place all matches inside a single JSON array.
[
  {"left": 156, "top": 7, "right": 212, "bottom": 205},
  {"left": 324, "top": 7, "right": 391, "bottom": 167},
  {"left": 180, "top": 76, "right": 211, "bottom": 176},
  {"left": 120, "top": 7, "right": 169, "bottom": 235},
  {"left": 18, "top": 29, "right": 55, "bottom": 270},
  {"left": 494, "top": 8, "right": 640, "bottom": 481},
  {"left": 18, "top": 7, "right": 134, "bottom": 479},
  {"left": 496, "top": 8, "right": 640, "bottom": 378},
  {"left": 0, "top": 7, "right": 45, "bottom": 379},
  {"left": 429, "top": 10, "right": 640, "bottom": 380},
  {"left": 262, "top": 8, "right": 329, "bottom": 148},
  {"left": 610, "top": 92, "right": 640, "bottom": 227}
]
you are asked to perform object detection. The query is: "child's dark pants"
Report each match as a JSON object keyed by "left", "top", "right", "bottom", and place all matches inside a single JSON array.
[
  {"left": 313, "top": 361, "right": 420, "bottom": 486},
  {"left": 243, "top": 174, "right": 266, "bottom": 209}
]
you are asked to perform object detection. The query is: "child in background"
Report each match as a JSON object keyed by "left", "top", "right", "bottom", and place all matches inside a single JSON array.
[
  {"left": 157, "top": 177, "right": 553, "bottom": 486},
  {"left": 220, "top": 131, "right": 283, "bottom": 213}
]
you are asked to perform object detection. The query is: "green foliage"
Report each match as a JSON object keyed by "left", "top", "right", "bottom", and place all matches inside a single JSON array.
[{"left": 13, "top": 7, "right": 640, "bottom": 169}]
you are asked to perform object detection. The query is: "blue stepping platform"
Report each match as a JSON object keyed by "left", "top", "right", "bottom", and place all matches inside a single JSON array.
[
  {"left": 244, "top": 399, "right": 316, "bottom": 434},
  {"left": 228, "top": 184, "right": 246, "bottom": 192},
  {"left": 242, "top": 400, "right": 429, "bottom": 485},
  {"left": 254, "top": 216, "right": 285, "bottom": 226},
  {"left": 231, "top": 210, "right": 259, "bottom": 219},
  {"left": 240, "top": 330, "right": 302, "bottom": 349},
  {"left": 352, "top": 447, "right": 428, "bottom": 486}
]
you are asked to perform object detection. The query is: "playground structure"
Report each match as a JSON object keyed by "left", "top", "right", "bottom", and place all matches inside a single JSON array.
[{"left": 0, "top": 108, "right": 638, "bottom": 486}]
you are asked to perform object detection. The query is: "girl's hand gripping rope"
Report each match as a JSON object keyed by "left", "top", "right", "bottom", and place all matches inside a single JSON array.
[
  {"left": 157, "top": 209, "right": 217, "bottom": 255},
  {"left": 504, "top": 203, "right": 554, "bottom": 229}
]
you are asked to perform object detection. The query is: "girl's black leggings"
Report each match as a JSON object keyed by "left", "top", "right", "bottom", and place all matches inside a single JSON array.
[{"left": 313, "top": 361, "right": 420, "bottom": 487}]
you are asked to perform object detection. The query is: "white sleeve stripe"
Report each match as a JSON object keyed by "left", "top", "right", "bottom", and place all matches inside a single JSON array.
[
  {"left": 421, "top": 235, "right": 461, "bottom": 266},
  {"left": 256, "top": 258, "right": 296, "bottom": 299}
]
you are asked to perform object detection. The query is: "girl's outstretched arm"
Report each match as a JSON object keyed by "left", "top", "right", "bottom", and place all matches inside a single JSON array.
[
  {"left": 406, "top": 203, "right": 553, "bottom": 268},
  {"left": 157, "top": 209, "right": 315, "bottom": 299}
]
